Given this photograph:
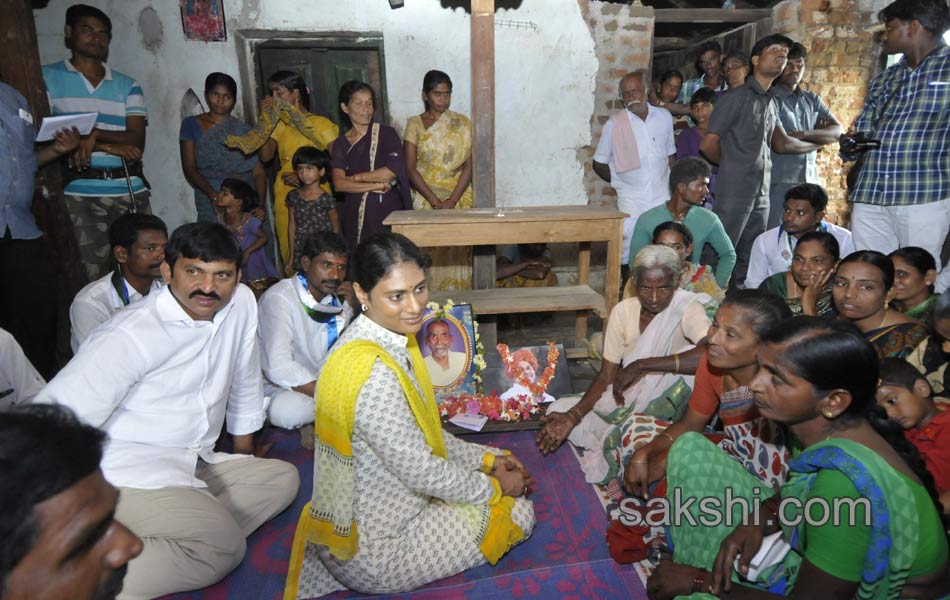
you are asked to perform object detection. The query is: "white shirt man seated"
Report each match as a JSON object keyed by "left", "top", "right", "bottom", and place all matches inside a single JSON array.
[
  {"left": 35, "top": 222, "right": 299, "bottom": 600},
  {"left": 0, "top": 327, "right": 45, "bottom": 410},
  {"left": 69, "top": 213, "right": 167, "bottom": 351},
  {"left": 259, "top": 232, "right": 353, "bottom": 431},
  {"left": 422, "top": 319, "right": 468, "bottom": 387},
  {"left": 745, "top": 183, "right": 854, "bottom": 289}
]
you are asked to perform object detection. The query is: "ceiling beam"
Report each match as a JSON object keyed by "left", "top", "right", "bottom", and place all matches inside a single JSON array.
[{"left": 653, "top": 8, "right": 770, "bottom": 23}]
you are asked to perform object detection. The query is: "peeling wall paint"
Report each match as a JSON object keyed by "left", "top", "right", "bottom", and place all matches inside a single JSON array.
[
  {"left": 137, "top": 7, "right": 163, "bottom": 52},
  {"left": 33, "top": 0, "right": 597, "bottom": 231}
]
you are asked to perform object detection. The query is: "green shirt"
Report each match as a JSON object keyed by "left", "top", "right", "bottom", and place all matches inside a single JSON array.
[{"left": 628, "top": 203, "right": 737, "bottom": 287}]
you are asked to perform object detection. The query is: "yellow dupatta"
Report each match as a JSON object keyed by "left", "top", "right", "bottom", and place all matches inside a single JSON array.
[
  {"left": 283, "top": 335, "right": 445, "bottom": 598},
  {"left": 284, "top": 332, "right": 526, "bottom": 600}
]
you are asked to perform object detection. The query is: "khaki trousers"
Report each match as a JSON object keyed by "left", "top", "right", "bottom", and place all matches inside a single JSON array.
[{"left": 115, "top": 456, "right": 300, "bottom": 600}]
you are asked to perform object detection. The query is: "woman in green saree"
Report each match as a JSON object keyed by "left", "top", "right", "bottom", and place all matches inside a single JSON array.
[{"left": 647, "top": 317, "right": 948, "bottom": 599}]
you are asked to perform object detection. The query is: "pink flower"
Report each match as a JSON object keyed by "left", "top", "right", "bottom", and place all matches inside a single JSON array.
[
  {"left": 488, "top": 410, "right": 500, "bottom": 420},
  {"left": 466, "top": 400, "right": 482, "bottom": 415}
]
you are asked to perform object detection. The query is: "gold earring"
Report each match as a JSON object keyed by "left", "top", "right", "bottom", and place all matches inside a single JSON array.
[{"left": 824, "top": 411, "right": 834, "bottom": 419}]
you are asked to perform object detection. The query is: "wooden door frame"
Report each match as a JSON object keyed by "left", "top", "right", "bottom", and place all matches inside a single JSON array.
[{"left": 234, "top": 30, "right": 389, "bottom": 127}]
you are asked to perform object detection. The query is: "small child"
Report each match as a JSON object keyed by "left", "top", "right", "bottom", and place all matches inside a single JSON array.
[
  {"left": 286, "top": 146, "right": 340, "bottom": 275},
  {"left": 877, "top": 357, "right": 950, "bottom": 512},
  {"left": 215, "top": 178, "right": 278, "bottom": 282}
]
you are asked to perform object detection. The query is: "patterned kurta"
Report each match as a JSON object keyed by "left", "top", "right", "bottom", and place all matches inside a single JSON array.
[{"left": 295, "top": 315, "right": 535, "bottom": 597}]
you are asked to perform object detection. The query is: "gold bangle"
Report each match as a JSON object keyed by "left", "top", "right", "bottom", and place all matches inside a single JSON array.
[
  {"left": 567, "top": 407, "right": 582, "bottom": 424},
  {"left": 659, "top": 431, "right": 676, "bottom": 445},
  {"left": 673, "top": 353, "right": 680, "bottom": 374}
]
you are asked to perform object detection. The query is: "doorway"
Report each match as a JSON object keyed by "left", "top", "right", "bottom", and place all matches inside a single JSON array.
[{"left": 252, "top": 35, "right": 389, "bottom": 127}]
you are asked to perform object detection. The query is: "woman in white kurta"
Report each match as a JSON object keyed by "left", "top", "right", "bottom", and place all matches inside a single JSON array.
[{"left": 285, "top": 233, "right": 534, "bottom": 599}]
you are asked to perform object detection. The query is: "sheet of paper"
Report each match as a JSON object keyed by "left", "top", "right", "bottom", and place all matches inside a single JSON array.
[
  {"left": 448, "top": 413, "right": 488, "bottom": 432},
  {"left": 35, "top": 113, "right": 98, "bottom": 142}
]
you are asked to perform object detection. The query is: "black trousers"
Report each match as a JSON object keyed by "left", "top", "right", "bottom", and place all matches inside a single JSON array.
[{"left": 0, "top": 233, "right": 58, "bottom": 379}]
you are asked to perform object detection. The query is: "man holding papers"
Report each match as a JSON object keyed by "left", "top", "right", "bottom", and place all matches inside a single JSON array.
[{"left": 0, "top": 79, "right": 79, "bottom": 377}]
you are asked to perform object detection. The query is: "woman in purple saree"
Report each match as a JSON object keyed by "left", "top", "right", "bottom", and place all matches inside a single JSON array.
[{"left": 331, "top": 81, "right": 411, "bottom": 249}]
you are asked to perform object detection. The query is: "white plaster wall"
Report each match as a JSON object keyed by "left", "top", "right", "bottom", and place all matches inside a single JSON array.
[{"left": 33, "top": 0, "right": 597, "bottom": 231}]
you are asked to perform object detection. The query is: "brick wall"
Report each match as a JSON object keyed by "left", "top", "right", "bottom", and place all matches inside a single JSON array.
[
  {"left": 772, "top": 0, "right": 884, "bottom": 225},
  {"left": 577, "top": 0, "right": 655, "bottom": 208}
]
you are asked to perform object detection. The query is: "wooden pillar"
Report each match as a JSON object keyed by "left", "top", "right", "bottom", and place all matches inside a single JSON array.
[
  {"left": 0, "top": 0, "right": 84, "bottom": 369},
  {"left": 471, "top": 0, "right": 497, "bottom": 345}
]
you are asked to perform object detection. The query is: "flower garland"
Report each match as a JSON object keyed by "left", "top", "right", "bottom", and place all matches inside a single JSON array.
[
  {"left": 426, "top": 299, "right": 486, "bottom": 391},
  {"left": 439, "top": 392, "right": 543, "bottom": 423},
  {"left": 498, "top": 341, "right": 559, "bottom": 397}
]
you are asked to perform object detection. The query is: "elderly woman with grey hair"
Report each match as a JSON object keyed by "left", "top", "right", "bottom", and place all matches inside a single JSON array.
[{"left": 537, "top": 245, "right": 713, "bottom": 483}]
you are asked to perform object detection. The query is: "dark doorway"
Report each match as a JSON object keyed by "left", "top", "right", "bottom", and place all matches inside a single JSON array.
[{"left": 255, "top": 36, "right": 388, "bottom": 127}]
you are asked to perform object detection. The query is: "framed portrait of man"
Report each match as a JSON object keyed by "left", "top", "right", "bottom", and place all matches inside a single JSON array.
[{"left": 415, "top": 304, "right": 477, "bottom": 401}]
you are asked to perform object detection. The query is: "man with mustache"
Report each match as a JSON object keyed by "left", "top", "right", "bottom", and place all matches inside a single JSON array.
[
  {"left": 1, "top": 404, "right": 143, "bottom": 600},
  {"left": 258, "top": 232, "right": 353, "bottom": 441},
  {"left": 69, "top": 213, "right": 167, "bottom": 351},
  {"left": 593, "top": 70, "right": 676, "bottom": 284},
  {"left": 35, "top": 222, "right": 300, "bottom": 599},
  {"left": 422, "top": 319, "right": 469, "bottom": 387}
]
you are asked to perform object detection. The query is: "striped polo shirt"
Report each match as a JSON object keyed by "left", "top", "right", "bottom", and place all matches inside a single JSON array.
[{"left": 42, "top": 59, "right": 148, "bottom": 196}]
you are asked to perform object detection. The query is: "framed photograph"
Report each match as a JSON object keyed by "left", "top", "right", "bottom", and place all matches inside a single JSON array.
[
  {"left": 181, "top": 0, "right": 227, "bottom": 42},
  {"left": 442, "top": 343, "right": 573, "bottom": 435},
  {"left": 482, "top": 343, "right": 572, "bottom": 399},
  {"left": 416, "top": 304, "right": 477, "bottom": 401}
]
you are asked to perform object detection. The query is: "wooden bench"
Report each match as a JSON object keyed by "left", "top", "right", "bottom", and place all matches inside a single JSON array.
[{"left": 384, "top": 206, "right": 626, "bottom": 356}]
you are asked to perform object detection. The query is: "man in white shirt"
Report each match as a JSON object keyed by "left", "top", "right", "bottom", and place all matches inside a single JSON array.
[
  {"left": 745, "top": 183, "right": 854, "bottom": 288},
  {"left": 593, "top": 71, "right": 676, "bottom": 267},
  {"left": 422, "top": 319, "right": 469, "bottom": 387},
  {"left": 35, "top": 222, "right": 299, "bottom": 599},
  {"left": 259, "top": 232, "right": 353, "bottom": 432},
  {"left": 69, "top": 213, "right": 167, "bottom": 351},
  {"left": 0, "top": 327, "right": 45, "bottom": 409}
]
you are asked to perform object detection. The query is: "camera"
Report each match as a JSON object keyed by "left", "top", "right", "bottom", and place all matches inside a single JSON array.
[{"left": 839, "top": 132, "right": 881, "bottom": 161}]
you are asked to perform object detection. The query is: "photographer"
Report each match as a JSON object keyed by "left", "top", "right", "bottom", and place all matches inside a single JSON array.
[{"left": 847, "top": 0, "right": 950, "bottom": 273}]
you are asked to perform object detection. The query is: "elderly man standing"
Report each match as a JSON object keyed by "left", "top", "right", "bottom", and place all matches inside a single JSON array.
[
  {"left": 767, "top": 42, "right": 843, "bottom": 228},
  {"left": 35, "top": 222, "right": 299, "bottom": 600},
  {"left": 43, "top": 4, "right": 151, "bottom": 282},
  {"left": 593, "top": 71, "right": 676, "bottom": 275},
  {"left": 849, "top": 0, "right": 950, "bottom": 278},
  {"left": 259, "top": 231, "right": 353, "bottom": 435},
  {"left": 700, "top": 34, "right": 825, "bottom": 288}
]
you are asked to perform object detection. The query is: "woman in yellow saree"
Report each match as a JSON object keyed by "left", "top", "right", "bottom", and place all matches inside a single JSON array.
[
  {"left": 404, "top": 70, "right": 474, "bottom": 290},
  {"left": 228, "top": 71, "right": 338, "bottom": 267}
]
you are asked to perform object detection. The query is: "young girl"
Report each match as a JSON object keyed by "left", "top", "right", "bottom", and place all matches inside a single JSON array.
[
  {"left": 216, "top": 178, "right": 278, "bottom": 282},
  {"left": 286, "top": 146, "right": 340, "bottom": 274}
]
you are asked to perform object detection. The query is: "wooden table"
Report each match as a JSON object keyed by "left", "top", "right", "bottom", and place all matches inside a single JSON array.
[{"left": 384, "top": 206, "right": 626, "bottom": 354}]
